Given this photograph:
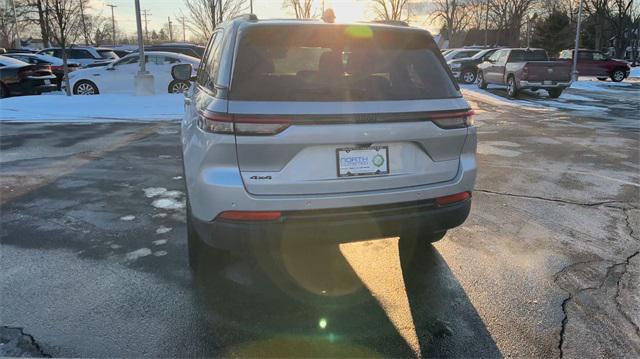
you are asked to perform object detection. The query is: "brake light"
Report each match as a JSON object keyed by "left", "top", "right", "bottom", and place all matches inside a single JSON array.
[
  {"left": 435, "top": 191, "right": 471, "bottom": 206},
  {"left": 51, "top": 65, "right": 64, "bottom": 71},
  {"left": 198, "top": 111, "right": 291, "bottom": 135},
  {"left": 430, "top": 110, "right": 475, "bottom": 129},
  {"left": 218, "top": 211, "right": 282, "bottom": 221}
]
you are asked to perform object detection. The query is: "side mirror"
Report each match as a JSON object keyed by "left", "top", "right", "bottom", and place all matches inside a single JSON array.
[{"left": 172, "top": 63, "right": 194, "bottom": 81}]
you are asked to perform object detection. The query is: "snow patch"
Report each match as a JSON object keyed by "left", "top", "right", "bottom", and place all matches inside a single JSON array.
[
  {"left": 153, "top": 251, "right": 168, "bottom": 257},
  {"left": 126, "top": 248, "right": 152, "bottom": 260},
  {"left": 155, "top": 226, "right": 172, "bottom": 234},
  {"left": 152, "top": 198, "right": 185, "bottom": 210},
  {"left": 152, "top": 213, "right": 168, "bottom": 218},
  {"left": 0, "top": 94, "right": 183, "bottom": 122},
  {"left": 119, "top": 215, "right": 136, "bottom": 221},
  {"left": 143, "top": 187, "right": 167, "bottom": 198},
  {"left": 162, "top": 190, "right": 183, "bottom": 198},
  {"left": 630, "top": 67, "right": 640, "bottom": 78},
  {"left": 172, "top": 176, "right": 183, "bottom": 180},
  {"left": 152, "top": 239, "right": 168, "bottom": 246}
]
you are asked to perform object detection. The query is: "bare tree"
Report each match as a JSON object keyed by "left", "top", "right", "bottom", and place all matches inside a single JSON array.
[
  {"left": 181, "top": 0, "right": 247, "bottom": 42},
  {"left": 431, "top": 0, "right": 471, "bottom": 47},
  {"left": 284, "top": 0, "right": 315, "bottom": 19},
  {"left": 0, "top": 0, "right": 36, "bottom": 48},
  {"left": 466, "top": 0, "right": 487, "bottom": 30},
  {"left": 46, "top": 0, "right": 83, "bottom": 96},
  {"left": 584, "top": 0, "right": 611, "bottom": 50},
  {"left": 488, "top": 0, "right": 538, "bottom": 46},
  {"left": 370, "top": 0, "right": 411, "bottom": 22}
]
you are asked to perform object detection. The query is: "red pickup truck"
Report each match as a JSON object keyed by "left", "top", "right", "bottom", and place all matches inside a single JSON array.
[{"left": 559, "top": 49, "right": 631, "bottom": 82}]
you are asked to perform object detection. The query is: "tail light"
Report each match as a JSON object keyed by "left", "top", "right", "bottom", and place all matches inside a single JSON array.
[
  {"left": 198, "top": 111, "right": 291, "bottom": 136},
  {"left": 430, "top": 110, "right": 475, "bottom": 129},
  {"left": 218, "top": 211, "right": 282, "bottom": 221},
  {"left": 435, "top": 191, "right": 471, "bottom": 206}
]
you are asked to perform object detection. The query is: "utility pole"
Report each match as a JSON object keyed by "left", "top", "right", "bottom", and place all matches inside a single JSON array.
[
  {"left": 134, "top": 0, "right": 154, "bottom": 95},
  {"left": 250, "top": 0, "right": 253, "bottom": 13},
  {"left": 179, "top": 17, "right": 187, "bottom": 42},
  {"left": 79, "top": 0, "right": 89, "bottom": 45},
  {"left": 107, "top": 4, "right": 117, "bottom": 46},
  {"left": 142, "top": 10, "right": 152, "bottom": 43},
  {"left": 168, "top": 17, "right": 174, "bottom": 41},
  {"left": 572, "top": 0, "right": 584, "bottom": 82},
  {"left": 11, "top": 0, "right": 20, "bottom": 48},
  {"left": 484, "top": 0, "right": 490, "bottom": 46}
]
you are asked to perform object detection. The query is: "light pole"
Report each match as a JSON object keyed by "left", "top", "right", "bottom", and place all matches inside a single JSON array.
[
  {"left": 134, "top": 0, "right": 154, "bottom": 95},
  {"left": 11, "top": 0, "right": 20, "bottom": 48},
  {"left": 107, "top": 4, "right": 118, "bottom": 46},
  {"left": 572, "top": 0, "right": 584, "bottom": 82}
]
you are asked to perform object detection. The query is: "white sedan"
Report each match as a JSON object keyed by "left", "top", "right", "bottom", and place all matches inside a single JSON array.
[{"left": 68, "top": 51, "right": 199, "bottom": 95}]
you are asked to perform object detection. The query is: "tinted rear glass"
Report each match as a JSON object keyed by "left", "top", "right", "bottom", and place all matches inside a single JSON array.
[
  {"left": 509, "top": 50, "right": 548, "bottom": 62},
  {"left": 230, "top": 25, "right": 459, "bottom": 101}
]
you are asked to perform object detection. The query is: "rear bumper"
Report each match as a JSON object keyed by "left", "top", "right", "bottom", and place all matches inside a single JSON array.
[
  {"left": 193, "top": 198, "right": 472, "bottom": 251},
  {"left": 8, "top": 80, "right": 57, "bottom": 95},
  {"left": 519, "top": 80, "right": 571, "bottom": 89}
]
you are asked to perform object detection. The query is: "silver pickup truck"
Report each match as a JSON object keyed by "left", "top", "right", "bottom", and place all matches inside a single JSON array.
[{"left": 476, "top": 48, "right": 572, "bottom": 98}]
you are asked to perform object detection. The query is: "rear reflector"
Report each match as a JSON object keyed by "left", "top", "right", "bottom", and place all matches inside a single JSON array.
[
  {"left": 218, "top": 211, "right": 282, "bottom": 221},
  {"left": 435, "top": 191, "right": 471, "bottom": 206}
]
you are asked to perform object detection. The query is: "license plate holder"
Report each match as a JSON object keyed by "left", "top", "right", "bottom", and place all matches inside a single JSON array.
[{"left": 337, "top": 146, "right": 389, "bottom": 177}]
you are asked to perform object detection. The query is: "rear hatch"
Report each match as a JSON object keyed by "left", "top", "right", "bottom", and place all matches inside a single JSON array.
[{"left": 228, "top": 24, "right": 470, "bottom": 196}]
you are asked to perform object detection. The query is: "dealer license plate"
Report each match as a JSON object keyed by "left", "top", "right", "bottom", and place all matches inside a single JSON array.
[{"left": 337, "top": 147, "right": 389, "bottom": 177}]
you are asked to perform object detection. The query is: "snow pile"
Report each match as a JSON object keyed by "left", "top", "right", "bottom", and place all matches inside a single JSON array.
[
  {"left": 0, "top": 93, "right": 184, "bottom": 122},
  {"left": 630, "top": 67, "right": 640, "bottom": 78},
  {"left": 570, "top": 79, "right": 632, "bottom": 93}
]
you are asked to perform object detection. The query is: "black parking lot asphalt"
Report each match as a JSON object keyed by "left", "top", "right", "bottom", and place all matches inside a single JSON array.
[{"left": 1, "top": 84, "right": 639, "bottom": 357}]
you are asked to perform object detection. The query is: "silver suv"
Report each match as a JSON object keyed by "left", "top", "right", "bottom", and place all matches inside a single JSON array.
[{"left": 172, "top": 16, "right": 477, "bottom": 271}]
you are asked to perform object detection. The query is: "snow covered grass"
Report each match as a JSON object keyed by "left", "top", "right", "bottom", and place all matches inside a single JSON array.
[
  {"left": 1, "top": 93, "right": 184, "bottom": 122},
  {"left": 570, "top": 78, "right": 633, "bottom": 93}
]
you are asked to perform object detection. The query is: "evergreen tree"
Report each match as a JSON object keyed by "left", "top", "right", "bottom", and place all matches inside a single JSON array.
[{"left": 531, "top": 9, "right": 574, "bottom": 57}]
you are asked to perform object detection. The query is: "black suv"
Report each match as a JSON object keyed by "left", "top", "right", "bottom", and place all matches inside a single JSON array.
[{"left": 448, "top": 48, "right": 499, "bottom": 84}]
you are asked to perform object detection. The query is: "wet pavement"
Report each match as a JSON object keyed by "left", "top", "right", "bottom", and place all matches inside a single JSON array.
[{"left": 1, "top": 83, "right": 639, "bottom": 357}]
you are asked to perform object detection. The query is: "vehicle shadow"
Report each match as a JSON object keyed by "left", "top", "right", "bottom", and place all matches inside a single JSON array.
[{"left": 192, "top": 237, "right": 501, "bottom": 357}]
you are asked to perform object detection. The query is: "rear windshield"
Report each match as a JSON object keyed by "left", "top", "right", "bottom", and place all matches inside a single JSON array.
[
  {"left": 509, "top": 50, "right": 548, "bottom": 62},
  {"left": 230, "top": 25, "right": 459, "bottom": 101},
  {"left": 98, "top": 50, "right": 119, "bottom": 59}
]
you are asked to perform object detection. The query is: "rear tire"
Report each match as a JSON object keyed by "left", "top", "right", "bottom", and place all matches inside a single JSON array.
[
  {"left": 611, "top": 69, "right": 625, "bottom": 82},
  {"left": 476, "top": 71, "right": 488, "bottom": 89},
  {"left": 461, "top": 69, "right": 477, "bottom": 84},
  {"left": 548, "top": 88, "right": 563, "bottom": 98},
  {"left": 169, "top": 80, "right": 190, "bottom": 94},
  {"left": 506, "top": 76, "right": 519, "bottom": 98},
  {"left": 73, "top": 80, "right": 99, "bottom": 95}
]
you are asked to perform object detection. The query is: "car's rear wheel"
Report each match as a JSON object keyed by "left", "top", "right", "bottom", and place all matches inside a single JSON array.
[
  {"left": 611, "top": 69, "right": 625, "bottom": 82},
  {"left": 548, "top": 88, "right": 563, "bottom": 98},
  {"left": 73, "top": 80, "right": 99, "bottom": 95},
  {"left": 476, "top": 71, "right": 487, "bottom": 89},
  {"left": 461, "top": 69, "right": 476, "bottom": 84},
  {"left": 169, "top": 80, "right": 190, "bottom": 94},
  {"left": 506, "top": 76, "right": 519, "bottom": 98}
]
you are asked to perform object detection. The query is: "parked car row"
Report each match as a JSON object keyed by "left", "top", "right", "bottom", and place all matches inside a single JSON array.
[
  {"left": 0, "top": 51, "right": 199, "bottom": 98},
  {"left": 445, "top": 47, "right": 632, "bottom": 91},
  {"left": 0, "top": 55, "right": 57, "bottom": 98}
]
